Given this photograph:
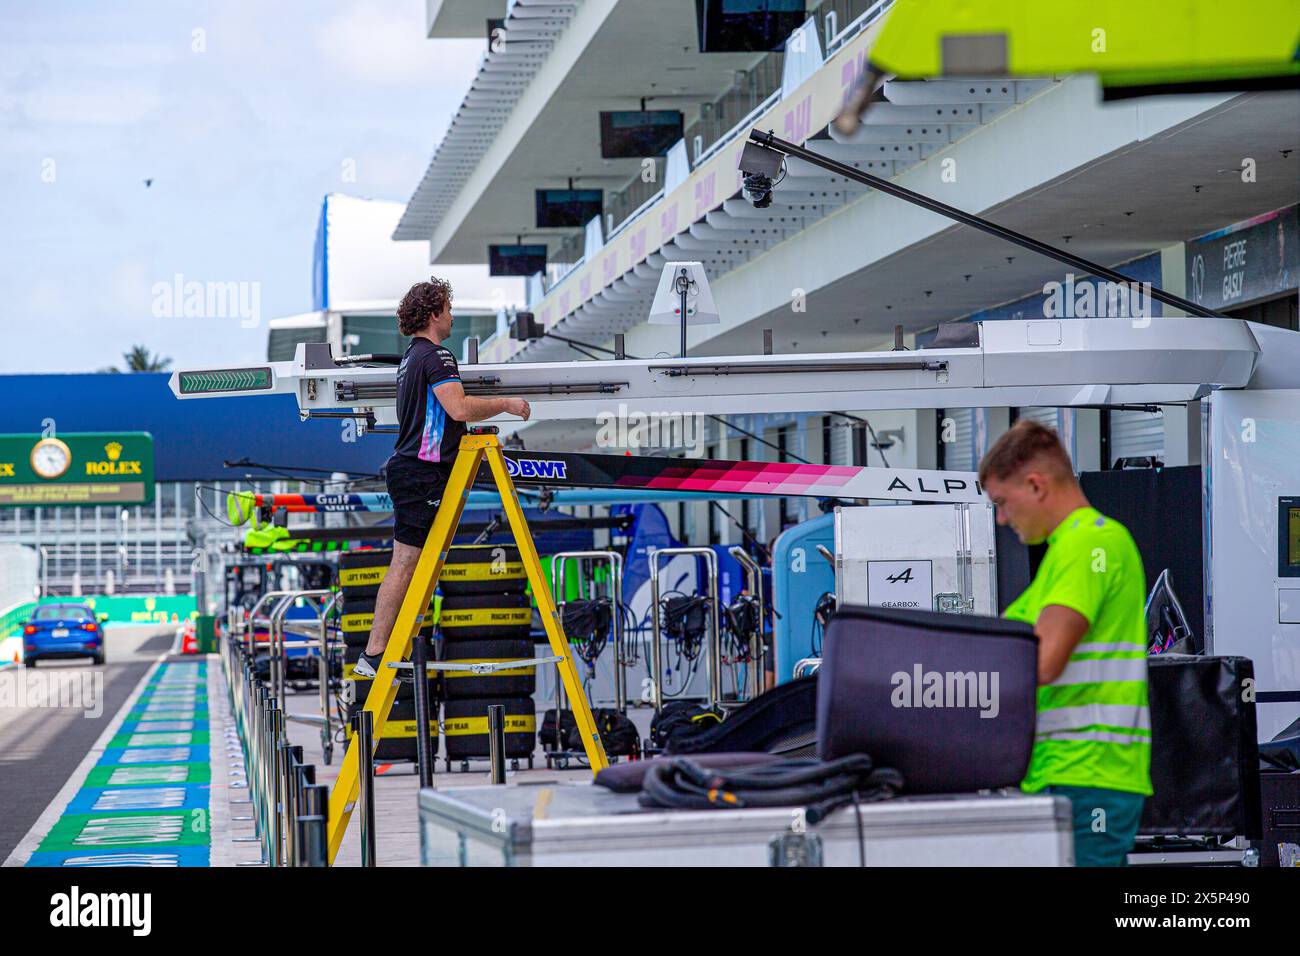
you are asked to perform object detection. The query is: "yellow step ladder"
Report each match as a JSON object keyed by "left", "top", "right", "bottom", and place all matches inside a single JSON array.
[{"left": 325, "top": 431, "right": 609, "bottom": 864}]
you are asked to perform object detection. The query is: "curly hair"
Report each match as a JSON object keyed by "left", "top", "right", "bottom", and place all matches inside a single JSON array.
[{"left": 397, "top": 277, "right": 452, "bottom": 336}]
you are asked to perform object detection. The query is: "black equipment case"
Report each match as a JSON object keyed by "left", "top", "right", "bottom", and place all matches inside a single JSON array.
[
  {"left": 1140, "top": 654, "right": 1261, "bottom": 838},
  {"left": 816, "top": 605, "right": 1038, "bottom": 793}
]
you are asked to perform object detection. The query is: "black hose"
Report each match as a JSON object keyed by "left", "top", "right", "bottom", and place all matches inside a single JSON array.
[{"left": 638, "top": 755, "right": 903, "bottom": 814}]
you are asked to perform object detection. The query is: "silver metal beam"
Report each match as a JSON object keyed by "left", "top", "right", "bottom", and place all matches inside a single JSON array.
[{"left": 170, "top": 319, "right": 1261, "bottom": 428}]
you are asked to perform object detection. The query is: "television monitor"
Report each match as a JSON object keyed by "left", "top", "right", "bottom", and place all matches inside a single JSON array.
[
  {"left": 535, "top": 189, "right": 603, "bottom": 228},
  {"left": 599, "top": 110, "right": 684, "bottom": 158},
  {"left": 695, "top": 0, "right": 806, "bottom": 53},
  {"left": 489, "top": 244, "right": 547, "bottom": 276}
]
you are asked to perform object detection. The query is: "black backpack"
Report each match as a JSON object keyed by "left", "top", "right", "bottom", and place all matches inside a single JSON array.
[
  {"left": 650, "top": 700, "right": 724, "bottom": 751},
  {"left": 539, "top": 707, "right": 640, "bottom": 757}
]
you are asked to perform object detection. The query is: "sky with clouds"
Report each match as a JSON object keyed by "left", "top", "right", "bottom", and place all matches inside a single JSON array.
[{"left": 0, "top": 1, "right": 482, "bottom": 373}]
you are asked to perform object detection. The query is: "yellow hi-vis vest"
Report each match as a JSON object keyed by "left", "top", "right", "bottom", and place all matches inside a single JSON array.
[{"left": 1004, "top": 507, "right": 1153, "bottom": 796}]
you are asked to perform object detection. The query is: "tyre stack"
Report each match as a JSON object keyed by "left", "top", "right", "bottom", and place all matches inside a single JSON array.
[
  {"left": 338, "top": 548, "right": 440, "bottom": 763},
  {"left": 438, "top": 544, "right": 537, "bottom": 768}
]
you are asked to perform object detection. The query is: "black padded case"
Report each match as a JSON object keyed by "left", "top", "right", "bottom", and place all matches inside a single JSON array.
[
  {"left": 1140, "top": 654, "right": 1261, "bottom": 837},
  {"left": 816, "top": 604, "right": 1038, "bottom": 793}
]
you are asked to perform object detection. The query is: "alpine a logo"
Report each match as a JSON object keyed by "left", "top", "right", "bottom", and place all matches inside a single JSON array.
[{"left": 504, "top": 457, "right": 568, "bottom": 481}]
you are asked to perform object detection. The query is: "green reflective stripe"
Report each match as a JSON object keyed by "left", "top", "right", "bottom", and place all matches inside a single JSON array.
[
  {"left": 1041, "top": 681, "right": 1149, "bottom": 709},
  {"left": 1036, "top": 703, "right": 1150, "bottom": 736},
  {"left": 1055, "top": 657, "right": 1148, "bottom": 686}
]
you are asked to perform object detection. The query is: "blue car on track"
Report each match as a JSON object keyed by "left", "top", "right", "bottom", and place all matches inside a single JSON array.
[{"left": 23, "top": 603, "right": 106, "bottom": 667}]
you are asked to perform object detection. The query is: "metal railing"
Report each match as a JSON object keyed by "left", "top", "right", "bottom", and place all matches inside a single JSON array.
[
  {"left": 729, "top": 546, "right": 767, "bottom": 701},
  {"left": 223, "top": 626, "right": 331, "bottom": 866},
  {"left": 237, "top": 589, "right": 345, "bottom": 763},
  {"left": 554, "top": 550, "right": 626, "bottom": 711},
  {"left": 649, "top": 547, "right": 722, "bottom": 711},
  {"left": 224, "top": 585, "right": 354, "bottom": 865}
]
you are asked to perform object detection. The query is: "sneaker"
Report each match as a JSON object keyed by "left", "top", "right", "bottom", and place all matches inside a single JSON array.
[
  {"left": 353, "top": 650, "right": 414, "bottom": 683},
  {"left": 352, "top": 651, "right": 380, "bottom": 679}
]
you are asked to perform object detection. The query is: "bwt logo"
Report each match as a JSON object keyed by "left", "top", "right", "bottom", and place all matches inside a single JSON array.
[
  {"left": 890, "top": 664, "right": 1000, "bottom": 718},
  {"left": 504, "top": 458, "right": 568, "bottom": 481}
]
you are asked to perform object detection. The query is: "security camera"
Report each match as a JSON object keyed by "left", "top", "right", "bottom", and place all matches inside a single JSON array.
[
  {"left": 743, "top": 172, "right": 774, "bottom": 209},
  {"left": 738, "top": 139, "right": 785, "bottom": 209}
]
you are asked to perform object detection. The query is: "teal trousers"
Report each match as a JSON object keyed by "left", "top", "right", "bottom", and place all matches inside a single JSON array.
[{"left": 1046, "top": 785, "right": 1147, "bottom": 867}]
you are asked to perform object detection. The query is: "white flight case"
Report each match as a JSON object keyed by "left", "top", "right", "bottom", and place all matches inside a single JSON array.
[{"left": 418, "top": 781, "right": 1073, "bottom": 866}]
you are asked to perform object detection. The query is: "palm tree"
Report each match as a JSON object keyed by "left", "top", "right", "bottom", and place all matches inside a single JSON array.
[{"left": 98, "top": 345, "right": 172, "bottom": 373}]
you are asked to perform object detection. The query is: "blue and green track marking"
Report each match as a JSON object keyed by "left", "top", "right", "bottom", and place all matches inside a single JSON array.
[{"left": 25, "top": 661, "right": 212, "bottom": 867}]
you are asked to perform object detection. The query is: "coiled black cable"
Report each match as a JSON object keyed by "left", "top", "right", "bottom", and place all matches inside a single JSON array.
[{"left": 637, "top": 754, "right": 903, "bottom": 821}]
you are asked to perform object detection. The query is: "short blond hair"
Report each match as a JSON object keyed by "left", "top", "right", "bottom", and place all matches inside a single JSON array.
[{"left": 978, "top": 419, "right": 1075, "bottom": 485}]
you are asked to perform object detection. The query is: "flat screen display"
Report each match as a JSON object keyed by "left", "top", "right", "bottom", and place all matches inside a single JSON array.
[
  {"left": 599, "top": 110, "right": 684, "bottom": 158},
  {"left": 535, "top": 189, "right": 603, "bottom": 229},
  {"left": 489, "top": 244, "right": 547, "bottom": 276},
  {"left": 695, "top": 0, "right": 807, "bottom": 53},
  {"left": 1280, "top": 497, "right": 1300, "bottom": 577}
]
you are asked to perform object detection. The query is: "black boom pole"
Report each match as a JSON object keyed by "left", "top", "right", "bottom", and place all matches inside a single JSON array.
[{"left": 747, "top": 129, "right": 1222, "bottom": 320}]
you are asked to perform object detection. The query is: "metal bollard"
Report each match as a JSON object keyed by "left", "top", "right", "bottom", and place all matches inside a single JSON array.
[
  {"left": 280, "top": 741, "right": 298, "bottom": 867},
  {"left": 298, "top": 783, "right": 329, "bottom": 867},
  {"left": 411, "top": 636, "right": 434, "bottom": 788},
  {"left": 296, "top": 816, "right": 328, "bottom": 867},
  {"left": 487, "top": 704, "right": 507, "bottom": 785},
  {"left": 270, "top": 705, "right": 285, "bottom": 867},
  {"left": 261, "top": 696, "right": 277, "bottom": 866},
  {"left": 355, "top": 710, "right": 377, "bottom": 867}
]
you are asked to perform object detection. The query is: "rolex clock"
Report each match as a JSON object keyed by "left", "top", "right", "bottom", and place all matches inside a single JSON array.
[{"left": 30, "top": 437, "right": 72, "bottom": 479}]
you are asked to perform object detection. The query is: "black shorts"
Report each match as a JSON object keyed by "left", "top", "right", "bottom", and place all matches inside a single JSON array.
[{"left": 385, "top": 454, "right": 452, "bottom": 548}]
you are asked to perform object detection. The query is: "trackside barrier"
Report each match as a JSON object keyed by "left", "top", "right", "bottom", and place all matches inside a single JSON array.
[
  {"left": 222, "top": 608, "right": 332, "bottom": 866},
  {"left": 268, "top": 590, "right": 342, "bottom": 762},
  {"left": 238, "top": 587, "right": 344, "bottom": 763}
]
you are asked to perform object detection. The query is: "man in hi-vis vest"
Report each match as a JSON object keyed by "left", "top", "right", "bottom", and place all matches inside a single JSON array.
[{"left": 980, "top": 420, "right": 1151, "bottom": 866}]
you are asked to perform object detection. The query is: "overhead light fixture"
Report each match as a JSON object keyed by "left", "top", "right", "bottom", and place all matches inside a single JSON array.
[{"left": 648, "top": 261, "right": 719, "bottom": 358}]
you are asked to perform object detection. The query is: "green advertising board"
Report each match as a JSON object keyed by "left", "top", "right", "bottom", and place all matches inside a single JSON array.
[{"left": 0, "top": 432, "right": 155, "bottom": 507}]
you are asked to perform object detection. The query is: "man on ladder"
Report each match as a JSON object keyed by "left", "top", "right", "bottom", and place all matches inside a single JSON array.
[{"left": 353, "top": 277, "right": 532, "bottom": 679}]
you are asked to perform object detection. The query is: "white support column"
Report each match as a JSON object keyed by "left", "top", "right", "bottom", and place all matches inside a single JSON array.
[
  {"left": 977, "top": 407, "right": 1013, "bottom": 466},
  {"left": 1073, "top": 408, "right": 1102, "bottom": 472},
  {"left": 1162, "top": 400, "right": 1202, "bottom": 467}
]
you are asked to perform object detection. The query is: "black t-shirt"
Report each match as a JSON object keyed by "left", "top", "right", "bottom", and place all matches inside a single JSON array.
[{"left": 392, "top": 338, "right": 466, "bottom": 466}]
